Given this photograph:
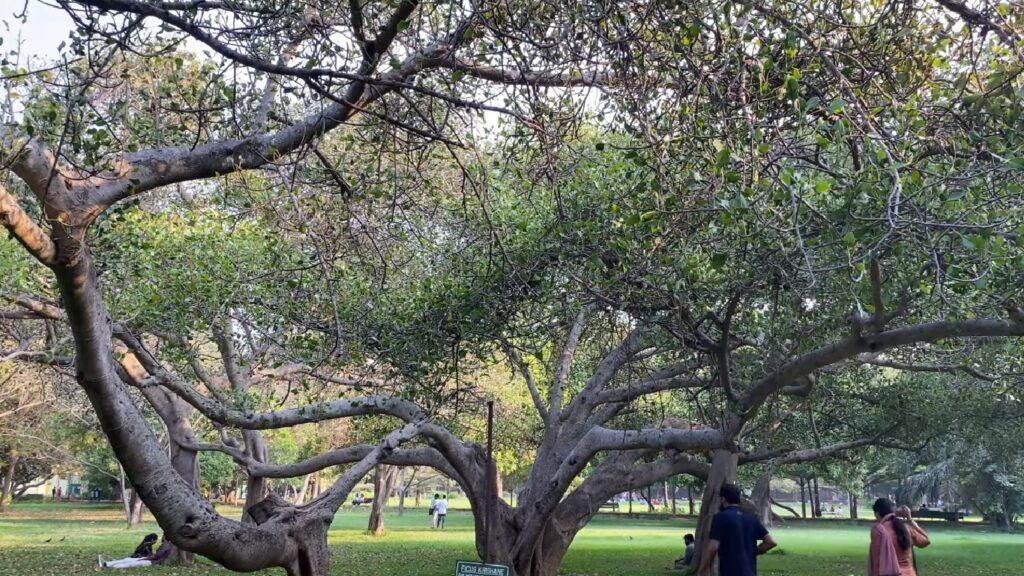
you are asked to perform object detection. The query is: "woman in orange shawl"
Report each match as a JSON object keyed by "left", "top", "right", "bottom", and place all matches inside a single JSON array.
[{"left": 869, "top": 498, "right": 930, "bottom": 576}]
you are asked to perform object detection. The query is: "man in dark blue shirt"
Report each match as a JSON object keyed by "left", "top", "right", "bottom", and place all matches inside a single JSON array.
[{"left": 697, "top": 484, "right": 776, "bottom": 576}]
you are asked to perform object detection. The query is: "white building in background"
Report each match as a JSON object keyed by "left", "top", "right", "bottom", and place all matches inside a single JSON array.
[{"left": 20, "top": 475, "right": 84, "bottom": 499}]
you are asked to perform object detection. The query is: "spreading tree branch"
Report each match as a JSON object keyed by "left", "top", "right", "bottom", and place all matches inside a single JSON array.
[{"left": 0, "top": 186, "right": 56, "bottom": 265}]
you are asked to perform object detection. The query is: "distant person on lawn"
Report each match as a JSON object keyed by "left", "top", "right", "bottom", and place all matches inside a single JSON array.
[
  {"left": 674, "top": 533, "right": 695, "bottom": 569},
  {"left": 698, "top": 484, "right": 777, "bottom": 576},
  {"left": 430, "top": 493, "right": 440, "bottom": 528},
  {"left": 435, "top": 494, "right": 449, "bottom": 528},
  {"left": 868, "top": 498, "right": 929, "bottom": 576},
  {"left": 99, "top": 533, "right": 173, "bottom": 569}
]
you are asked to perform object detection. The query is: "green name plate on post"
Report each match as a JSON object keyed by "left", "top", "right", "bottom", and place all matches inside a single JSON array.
[{"left": 456, "top": 561, "right": 510, "bottom": 576}]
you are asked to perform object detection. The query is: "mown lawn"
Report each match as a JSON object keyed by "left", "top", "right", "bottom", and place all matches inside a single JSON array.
[{"left": 0, "top": 502, "right": 1020, "bottom": 575}]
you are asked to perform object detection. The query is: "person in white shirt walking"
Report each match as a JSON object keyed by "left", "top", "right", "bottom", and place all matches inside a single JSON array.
[{"left": 436, "top": 494, "right": 449, "bottom": 529}]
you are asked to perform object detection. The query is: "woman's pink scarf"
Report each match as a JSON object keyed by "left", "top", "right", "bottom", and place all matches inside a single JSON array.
[{"left": 868, "top": 514, "right": 902, "bottom": 576}]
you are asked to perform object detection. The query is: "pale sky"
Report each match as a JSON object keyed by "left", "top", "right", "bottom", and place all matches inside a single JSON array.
[{"left": 1, "top": 0, "right": 75, "bottom": 64}]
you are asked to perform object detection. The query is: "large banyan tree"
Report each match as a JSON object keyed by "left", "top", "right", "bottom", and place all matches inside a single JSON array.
[{"left": 2, "top": 1, "right": 1024, "bottom": 575}]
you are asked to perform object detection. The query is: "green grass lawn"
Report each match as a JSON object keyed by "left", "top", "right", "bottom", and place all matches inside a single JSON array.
[{"left": 0, "top": 502, "right": 1021, "bottom": 575}]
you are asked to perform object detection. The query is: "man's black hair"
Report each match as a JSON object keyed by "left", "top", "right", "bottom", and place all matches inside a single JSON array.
[
  {"left": 684, "top": 534, "right": 695, "bottom": 543},
  {"left": 720, "top": 483, "right": 742, "bottom": 505},
  {"left": 143, "top": 533, "right": 158, "bottom": 542}
]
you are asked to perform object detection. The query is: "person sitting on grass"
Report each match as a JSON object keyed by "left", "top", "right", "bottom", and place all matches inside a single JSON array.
[
  {"left": 674, "top": 534, "right": 695, "bottom": 569},
  {"left": 131, "top": 533, "right": 158, "bottom": 558},
  {"left": 99, "top": 534, "right": 173, "bottom": 569}
]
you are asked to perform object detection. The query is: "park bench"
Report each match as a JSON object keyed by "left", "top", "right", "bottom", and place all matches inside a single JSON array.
[
  {"left": 600, "top": 501, "right": 619, "bottom": 512},
  {"left": 914, "top": 509, "right": 963, "bottom": 521}
]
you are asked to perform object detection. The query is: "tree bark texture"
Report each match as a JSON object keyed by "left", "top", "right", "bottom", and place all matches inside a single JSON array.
[
  {"left": 368, "top": 465, "right": 399, "bottom": 535},
  {"left": 751, "top": 468, "right": 774, "bottom": 527},
  {"left": 692, "top": 449, "right": 738, "bottom": 570},
  {"left": 0, "top": 455, "right": 18, "bottom": 513}
]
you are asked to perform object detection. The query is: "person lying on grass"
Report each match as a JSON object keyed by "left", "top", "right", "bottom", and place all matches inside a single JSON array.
[{"left": 99, "top": 534, "right": 173, "bottom": 569}]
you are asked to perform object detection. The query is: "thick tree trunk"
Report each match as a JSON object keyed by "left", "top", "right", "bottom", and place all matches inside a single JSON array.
[
  {"left": 812, "top": 476, "right": 822, "bottom": 518},
  {"left": 129, "top": 490, "right": 145, "bottom": 526},
  {"left": 482, "top": 507, "right": 576, "bottom": 576},
  {"left": 296, "top": 474, "right": 311, "bottom": 505},
  {"left": 127, "top": 365, "right": 202, "bottom": 565},
  {"left": 0, "top": 455, "right": 18, "bottom": 513},
  {"left": 243, "top": 430, "right": 271, "bottom": 524},
  {"left": 397, "top": 468, "right": 406, "bottom": 516},
  {"left": 488, "top": 448, "right": 713, "bottom": 576},
  {"left": 751, "top": 468, "right": 773, "bottom": 527},
  {"left": 517, "top": 524, "right": 573, "bottom": 576},
  {"left": 692, "top": 449, "right": 738, "bottom": 569},
  {"left": 118, "top": 466, "right": 131, "bottom": 526},
  {"left": 368, "top": 468, "right": 383, "bottom": 534},
  {"left": 160, "top": 397, "right": 199, "bottom": 563},
  {"left": 997, "top": 496, "right": 1013, "bottom": 531},
  {"left": 368, "top": 465, "right": 399, "bottom": 535},
  {"left": 799, "top": 478, "right": 807, "bottom": 518},
  {"left": 307, "top": 475, "right": 318, "bottom": 501},
  {"left": 480, "top": 442, "right": 714, "bottom": 576},
  {"left": 247, "top": 494, "right": 334, "bottom": 576},
  {"left": 850, "top": 492, "right": 858, "bottom": 519},
  {"left": 687, "top": 485, "right": 695, "bottom": 515}
]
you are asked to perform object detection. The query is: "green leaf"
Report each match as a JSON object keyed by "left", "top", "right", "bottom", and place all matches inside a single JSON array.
[
  {"left": 715, "top": 147, "right": 732, "bottom": 168},
  {"left": 962, "top": 234, "right": 986, "bottom": 251},
  {"left": 785, "top": 76, "right": 800, "bottom": 99}
]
